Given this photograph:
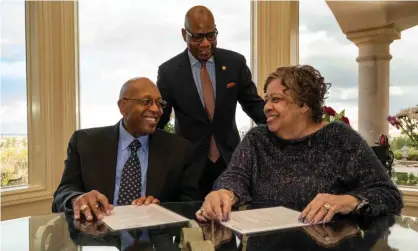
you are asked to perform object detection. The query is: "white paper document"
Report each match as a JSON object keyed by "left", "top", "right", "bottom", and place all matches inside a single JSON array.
[
  {"left": 220, "top": 206, "right": 306, "bottom": 234},
  {"left": 102, "top": 204, "right": 189, "bottom": 231}
]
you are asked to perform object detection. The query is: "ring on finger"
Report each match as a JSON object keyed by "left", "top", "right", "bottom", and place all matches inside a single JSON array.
[
  {"left": 199, "top": 208, "right": 206, "bottom": 216},
  {"left": 323, "top": 203, "right": 331, "bottom": 210},
  {"left": 80, "top": 204, "right": 89, "bottom": 211}
]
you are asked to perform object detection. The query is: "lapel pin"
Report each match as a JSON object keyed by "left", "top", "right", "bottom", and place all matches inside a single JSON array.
[{"left": 222, "top": 66, "right": 227, "bottom": 71}]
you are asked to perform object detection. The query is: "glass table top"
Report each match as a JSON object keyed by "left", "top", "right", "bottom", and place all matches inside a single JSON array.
[{"left": 1, "top": 201, "right": 418, "bottom": 251}]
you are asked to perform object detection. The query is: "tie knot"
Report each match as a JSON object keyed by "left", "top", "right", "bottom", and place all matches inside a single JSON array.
[
  {"left": 130, "top": 139, "right": 140, "bottom": 152},
  {"left": 200, "top": 61, "right": 207, "bottom": 69}
]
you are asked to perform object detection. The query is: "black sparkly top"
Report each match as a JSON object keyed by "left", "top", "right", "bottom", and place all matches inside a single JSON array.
[{"left": 214, "top": 122, "right": 403, "bottom": 216}]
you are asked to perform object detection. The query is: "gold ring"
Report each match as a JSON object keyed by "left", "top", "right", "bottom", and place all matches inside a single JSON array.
[
  {"left": 80, "top": 204, "right": 89, "bottom": 211},
  {"left": 323, "top": 203, "right": 331, "bottom": 210},
  {"left": 199, "top": 208, "right": 205, "bottom": 215}
]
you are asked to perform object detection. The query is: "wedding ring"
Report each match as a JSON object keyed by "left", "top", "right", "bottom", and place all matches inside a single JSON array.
[
  {"left": 80, "top": 204, "right": 89, "bottom": 211},
  {"left": 323, "top": 203, "right": 331, "bottom": 210}
]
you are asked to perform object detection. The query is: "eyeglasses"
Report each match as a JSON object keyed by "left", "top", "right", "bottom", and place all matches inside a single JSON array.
[
  {"left": 123, "top": 98, "right": 167, "bottom": 108},
  {"left": 264, "top": 94, "right": 286, "bottom": 104},
  {"left": 184, "top": 28, "right": 218, "bottom": 43}
]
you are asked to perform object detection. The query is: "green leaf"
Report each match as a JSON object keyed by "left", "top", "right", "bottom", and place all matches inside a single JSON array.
[{"left": 339, "top": 109, "right": 345, "bottom": 117}]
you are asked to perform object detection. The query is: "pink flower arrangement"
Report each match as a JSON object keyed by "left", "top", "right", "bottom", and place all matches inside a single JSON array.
[
  {"left": 388, "top": 106, "right": 418, "bottom": 147},
  {"left": 322, "top": 106, "right": 350, "bottom": 126},
  {"left": 387, "top": 115, "right": 400, "bottom": 129}
]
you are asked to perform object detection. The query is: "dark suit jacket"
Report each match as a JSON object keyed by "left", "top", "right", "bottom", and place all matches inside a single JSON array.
[
  {"left": 52, "top": 122, "right": 200, "bottom": 213},
  {"left": 156, "top": 48, "right": 266, "bottom": 165}
]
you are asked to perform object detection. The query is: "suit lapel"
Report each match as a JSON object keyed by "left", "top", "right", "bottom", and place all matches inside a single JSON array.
[
  {"left": 214, "top": 50, "right": 229, "bottom": 117},
  {"left": 177, "top": 50, "right": 208, "bottom": 124},
  {"left": 146, "top": 131, "right": 171, "bottom": 197},
  {"left": 101, "top": 122, "right": 119, "bottom": 203}
]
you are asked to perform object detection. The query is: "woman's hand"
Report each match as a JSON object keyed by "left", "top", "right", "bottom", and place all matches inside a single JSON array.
[
  {"left": 200, "top": 222, "right": 233, "bottom": 248},
  {"left": 303, "top": 221, "right": 359, "bottom": 247},
  {"left": 196, "top": 189, "right": 235, "bottom": 222},
  {"left": 300, "top": 194, "right": 360, "bottom": 224}
]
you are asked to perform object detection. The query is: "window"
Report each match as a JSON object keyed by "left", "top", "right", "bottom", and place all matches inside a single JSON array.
[
  {"left": 2, "top": 1, "right": 78, "bottom": 217},
  {"left": 1, "top": 0, "right": 28, "bottom": 188},
  {"left": 389, "top": 27, "right": 418, "bottom": 188},
  {"left": 79, "top": 0, "right": 252, "bottom": 136},
  {"left": 299, "top": 0, "right": 358, "bottom": 130}
]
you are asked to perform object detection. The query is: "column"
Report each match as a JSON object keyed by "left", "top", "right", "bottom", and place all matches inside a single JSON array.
[
  {"left": 347, "top": 27, "right": 400, "bottom": 145},
  {"left": 250, "top": 0, "right": 299, "bottom": 96}
]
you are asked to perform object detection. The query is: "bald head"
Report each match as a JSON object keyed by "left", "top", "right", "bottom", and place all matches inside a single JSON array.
[
  {"left": 119, "top": 77, "right": 156, "bottom": 100},
  {"left": 117, "top": 77, "right": 163, "bottom": 137},
  {"left": 184, "top": 5, "right": 214, "bottom": 31}
]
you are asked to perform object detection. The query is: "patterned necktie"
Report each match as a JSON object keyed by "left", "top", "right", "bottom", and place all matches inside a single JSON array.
[
  {"left": 201, "top": 61, "right": 220, "bottom": 163},
  {"left": 117, "top": 139, "right": 142, "bottom": 205}
]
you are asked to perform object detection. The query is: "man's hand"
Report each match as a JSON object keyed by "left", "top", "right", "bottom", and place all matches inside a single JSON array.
[
  {"left": 72, "top": 190, "right": 113, "bottom": 221},
  {"left": 73, "top": 217, "right": 110, "bottom": 236},
  {"left": 131, "top": 196, "right": 160, "bottom": 206}
]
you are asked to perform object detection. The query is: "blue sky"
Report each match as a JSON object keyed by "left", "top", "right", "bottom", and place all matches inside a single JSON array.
[
  {"left": 1, "top": 0, "right": 417, "bottom": 135},
  {"left": 1, "top": 0, "right": 27, "bottom": 135}
]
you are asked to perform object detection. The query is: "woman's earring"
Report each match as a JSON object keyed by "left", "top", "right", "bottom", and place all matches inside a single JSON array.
[{"left": 301, "top": 105, "right": 309, "bottom": 114}]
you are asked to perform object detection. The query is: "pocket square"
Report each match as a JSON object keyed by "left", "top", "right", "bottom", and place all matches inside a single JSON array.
[{"left": 227, "top": 82, "right": 236, "bottom": 89}]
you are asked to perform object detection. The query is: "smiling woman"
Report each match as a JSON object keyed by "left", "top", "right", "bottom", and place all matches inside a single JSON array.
[
  {"left": 0, "top": 0, "right": 29, "bottom": 188},
  {"left": 79, "top": 0, "right": 253, "bottom": 135}
]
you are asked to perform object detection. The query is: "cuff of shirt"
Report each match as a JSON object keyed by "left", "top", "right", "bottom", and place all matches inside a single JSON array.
[{"left": 63, "top": 192, "right": 84, "bottom": 214}]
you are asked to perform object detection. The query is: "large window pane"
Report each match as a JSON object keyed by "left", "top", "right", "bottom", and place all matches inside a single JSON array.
[
  {"left": 389, "top": 27, "right": 418, "bottom": 188},
  {"left": 0, "top": 0, "right": 28, "bottom": 188},
  {"left": 79, "top": 0, "right": 252, "bottom": 136},
  {"left": 299, "top": 0, "right": 358, "bottom": 129}
]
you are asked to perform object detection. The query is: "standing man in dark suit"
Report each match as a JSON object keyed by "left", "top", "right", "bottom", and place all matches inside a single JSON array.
[
  {"left": 52, "top": 77, "right": 200, "bottom": 221},
  {"left": 157, "top": 6, "right": 266, "bottom": 198}
]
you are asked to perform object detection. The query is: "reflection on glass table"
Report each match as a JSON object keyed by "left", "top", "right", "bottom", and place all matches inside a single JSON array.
[{"left": 1, "top": 201, "right": 418, "bottom": 251}]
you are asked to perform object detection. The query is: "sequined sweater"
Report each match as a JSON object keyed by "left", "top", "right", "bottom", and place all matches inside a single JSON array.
[{"left": 213, "top": 122, "right": 403, "bottom": 216}]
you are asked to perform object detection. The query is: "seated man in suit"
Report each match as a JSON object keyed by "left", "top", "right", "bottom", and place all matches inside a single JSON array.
[{"left": 52, "top": 77, "right": 200, "bottom": 221}]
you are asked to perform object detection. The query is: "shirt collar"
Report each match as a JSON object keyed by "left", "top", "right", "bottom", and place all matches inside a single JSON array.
[
  {"left": 187, "top": 50, "right": 214, "bottom": 67},
  {"left": 119, "top": 120, "right": 149, "bottom": 152}
]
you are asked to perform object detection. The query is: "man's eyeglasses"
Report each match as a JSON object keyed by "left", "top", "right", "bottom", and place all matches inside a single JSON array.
[
  {"left": 184, "top": 28, "right": 218, "bottom": 43},
  {"left": 123, "top": 98, "right": 167, "bottom": 108}
]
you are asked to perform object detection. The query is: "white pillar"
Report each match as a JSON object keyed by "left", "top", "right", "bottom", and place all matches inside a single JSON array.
[
  {"left": 347, "top": 27, "right": 400, "bottom": 145},
  {"left": 251, "top": 0, "right": 299, "bottom": 96}
]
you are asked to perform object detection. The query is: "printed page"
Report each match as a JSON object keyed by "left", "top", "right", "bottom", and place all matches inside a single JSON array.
[
  {"left": 220, "top": 206, "right": 306, "bottom": 234},
  {"left": 102, "top": 204, "right": 189, "bottom": 231}
]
